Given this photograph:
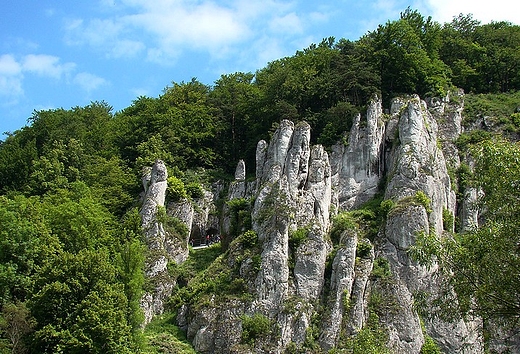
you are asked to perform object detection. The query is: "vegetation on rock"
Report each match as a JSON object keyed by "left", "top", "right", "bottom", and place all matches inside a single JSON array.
[{"left": 0, "top": 7, "right": 519, "bottom": 353}]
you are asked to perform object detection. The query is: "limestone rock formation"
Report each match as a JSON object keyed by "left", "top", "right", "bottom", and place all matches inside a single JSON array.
[
  {"left": 140, "top": 160, "right": 173, "bottom": 325},
  {"left": 331, "top": 95, "right": 385, "bottom": 210},
  {"left": 140, "top": 94, "right": 493, "bottom": 353}
]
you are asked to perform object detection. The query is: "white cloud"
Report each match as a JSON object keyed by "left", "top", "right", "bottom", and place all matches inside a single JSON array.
[
  {"left": 110, "top": 39, "right": 146, "bottom": 58},
  {"left": 125, "top": 1, "right": 249, "bottom": 50},
  {"left": 424, "top": 0, "right": 520, "bottom": 24},
  {"left": 0, "top": 55, "right": 23, "bottom": 97},
  {"left": 269, "top": 13, "right": 304, "bottom": 35},
  {"left": 65, "top": 17, "right": 145, "bottom": 58},
  {"left": 73, "top": 72, "right": 108, "bottom": 92},
  {"left": 22, "top": 54, "right": 75, "bottom": 79},
  {"left": 65, "top": 0, "right": 310, "bottom": 66},
  {"left": 0, "top": 53, "right": 107, "bottom": 99},
  {"left": 0, "top": 54, "right": 22, "bottom": 76}
]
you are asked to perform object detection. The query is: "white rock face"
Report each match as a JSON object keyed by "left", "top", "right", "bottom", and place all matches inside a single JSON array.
[
  {"left": 174, "top": 95, "right": 487, "bottom": 353},
  {"left": 140, "top": 160, "right": 171, "bottom": 325},
  {"left": 331, "top": 96, "right": 385, "bottom": 210},
  {"left": 319, "top": 232, "right": 357, "bottom": 350},
  {"left": 380, "top": 96, "right": 481, "bottom": 353}
]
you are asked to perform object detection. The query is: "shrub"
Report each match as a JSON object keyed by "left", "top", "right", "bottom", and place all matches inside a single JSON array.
[
  {"left": 241, "top": 230, "right": 258, "bottom": 248},
  {"left": 414, "top": 191, "right": 432, "bottom": 213},
  {"left": 185, "top": 182, "right": 204, "bottom": 199},
  {"left": 241, "top": 313, "right": 271, "bottom": 345},
  {"left": 167, "top": 176, "right": 187, "bottom": 201},
  {"left": 371, "top": 257, "right": 392, "bottom": 279},
  {"left": 289, "top": 227, "right": 309, "bottom": 251},
  {"left": 227, "top": 198, "right": 252, "bottom": 238},
  {"left": 442, "top": 208, "right": 454, "bottom": 231},
  {"left": 330, "top": 212, "right": 357, "bottom": 245},
  {"left": 356, "top": 240, "right": 373, "bottom": 258},
  {"left": 379, "top": 199, "right": 395, "bottom": 216},
  {"left": 420, "top": 335, "right": 441, "bottom": 354}
]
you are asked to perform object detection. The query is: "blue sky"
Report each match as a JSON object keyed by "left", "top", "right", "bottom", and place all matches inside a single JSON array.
[{"left": 1, "top": 0, "right": 519, "bottom": 137}]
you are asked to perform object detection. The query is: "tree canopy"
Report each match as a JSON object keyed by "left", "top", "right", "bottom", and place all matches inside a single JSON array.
[{"left": 0, "top": 8, "right": 519, "bottom": 353}]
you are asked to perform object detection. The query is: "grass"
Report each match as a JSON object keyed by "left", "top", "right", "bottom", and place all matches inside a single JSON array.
[
  {"left": 143, "top": 313, "right": 196, "bottom": 354},
  {"left": 464, "top": 91, "right": 520, "bottom": 129}
]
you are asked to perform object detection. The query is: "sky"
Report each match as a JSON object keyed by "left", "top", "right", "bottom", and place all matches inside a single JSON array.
[{"left": 1, "top": 0, "right": 519, "bottom": 137}]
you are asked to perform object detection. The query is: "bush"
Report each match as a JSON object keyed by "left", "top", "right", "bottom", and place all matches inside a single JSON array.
[
  {"left": 442, "top": 208, "right": 454, "bottom": 231},
  {"left": 289, "top": 227, "right": 309, "bottom": 251},
  {"left": 241, "top": 313, "right": 271, "bottom": 345},
  {"left": 420, "top": 335, "right": 441, "bottom": 354},
  {"left": 240, "top": 230, "right": 258, "bottom": 248},
  {"left": 379, "top": 199, "right": 395, "bottom": 216},
  {"left": 371, "top": 257, "right": 392, "bottom": 279},
  {"left": 167, "top": 176, "right": 187, "bottom": 201},
  {"left": 414, "top": 191, "right": 432, "bottom": 213},
  {"left": 356, "top": 240, "right": 373, "bottom": 258},
  {"left": 330, "top": 212, "right": 357, "bottom": 245},
  {"left": 185, "top": 182, "right": 204, "bottom": 199}
]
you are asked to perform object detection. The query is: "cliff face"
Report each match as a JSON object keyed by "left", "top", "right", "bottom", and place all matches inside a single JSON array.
[{"left": 143, "top": 94, "right": 489, "bottom": 352}]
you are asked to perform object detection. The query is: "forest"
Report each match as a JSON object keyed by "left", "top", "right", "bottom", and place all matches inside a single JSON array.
[{"left": 0, "top": 9, "right": 519, "bottom": 353}]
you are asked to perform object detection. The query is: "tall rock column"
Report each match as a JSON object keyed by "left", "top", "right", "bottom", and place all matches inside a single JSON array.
[
  {"left": 140, "top": 159, "right": 189, "bottom": 324},
  {"left": 380, "top": 96, "right": 481, "bottom": 353},
  {"left": 331, "top": 95, "right": 385, "bottom": 210}
]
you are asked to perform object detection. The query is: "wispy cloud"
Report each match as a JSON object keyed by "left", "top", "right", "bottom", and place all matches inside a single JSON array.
[
  {"left": 0, "top": 54, "right": 24, "bottom": 98},
  {"left": 63, "top": 0, "right": 320, "bottom": 68},
  {"left": 22, "top": 54, "right": 76, "bottom": 79},
  {"left": 423, "top": 0, "right": 520, "bottom": 24},
  {"left": 0, "top": 53, "right": 106, "bottom": 101},
  {"left": 73, "top": 72, "right": 109, "bottom": 92}
]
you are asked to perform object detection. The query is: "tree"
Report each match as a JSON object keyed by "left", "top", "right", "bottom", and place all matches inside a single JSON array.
[
  {"left": 211, "top": 72, "right": 260, "bottom": 170},
  {"left": 30, "top": 249, "right": 134, "bottom": 353},
  {"left": 365, "top": 8, "right": 451, "bottom": 103},
  {"left": 411, "top": 139, "right": 520, "bottom": 323},
  {"left": 0, "top": 195, "right": 60, "bottom": 306},
  {"left": 0, "top": 301, "right": 35, "bottom": 353}
]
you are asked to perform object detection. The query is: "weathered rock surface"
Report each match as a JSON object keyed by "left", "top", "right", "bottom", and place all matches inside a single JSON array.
[
  {"left": 140, "top": 160, "right": 173, "bottom": 325},
  {"left": 140, "top": 94, "right": 496, "bottom": 353},
  {"left": 331, "top": 95, "right": 385, "bottom": 210}
]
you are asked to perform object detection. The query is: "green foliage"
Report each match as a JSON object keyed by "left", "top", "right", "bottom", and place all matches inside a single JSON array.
[
  {"left": 172, "top": 243, "right": 223, "bottom": 286},
  {"left": 30, "top": 249, "right": 135, "bottom": 353},
  {"left": 227, "top": 198, "right": 252, "bottom": 239},
  {"left": 156, "top": 206, "right": 189, "bottom": 242},
  {"left": 289, "top": 227, "right": 309, "bottom": 251},
  {"left": 0, "top": 8, "right": 519, "bottom": 353},
  {"left": 420, "top": 335, "right": 441, "bottom": 354},
  {"left": 414, "top": 191, "right": 432, "bottom": 213},
  {"left": 0, "top": 195, "right": 60, "bottom": 306},
  {"left": 117, "top": 239, "right": 145, "bottom": 331},
  {"left": 185, "top": 182, "right": 204, "bottom": 199},
  {"left": 356, "top": 240, "right": 373, "bottom": 258},
  {"left": 463, "top": 91, "right": 520, "bottom": 126},
  {"left": 0, "top": 301, "right": 35, "bottom": 353},
  {"left": 410, "top": 140, "right": 520, "bottom": 323},
  {"left": 442, "top": 208, "right": 454, "bottom": 231},
  {"left": 455, "top": 129, "right": 493, "bottom": 151},
  {"left": 143, "top": 313, "right": 196, "bottom": 354},
  {"left": 330, "top": 212, "right": 357, "bottom": 245},
  {"left": 371, "top": 257, "right": 392, "bottom": 279},
  {"left": 343, "top": 312, "right": 390, "bottom": 354},
  {"left": 240, "top": 230, "right": 258, "bottom": 248},
  {"left": 330, "top": 196, "right": 388, "bottom": 246},
  {"left": 167, "top": 176, "right": 188, "bottom": 201},
  {"left": 379, "top": 199, "right": 395, "bottom": 216},
  {"left": 240, "top": 313, "right": 272, "bottom": 345}
]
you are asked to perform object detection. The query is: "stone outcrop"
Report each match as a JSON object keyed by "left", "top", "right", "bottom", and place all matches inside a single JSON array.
[
  {"left": 331, "top": 96, "right": 385, "bottom": 210},
  {"left": 140, "top": 160, "right": 173, "bottom": 325},
  {"left": 140, "top": 93, "right": 496, "bottom": 353},
  {"left": 140, "top": 161, "right": 230, "bottom": 329}
]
